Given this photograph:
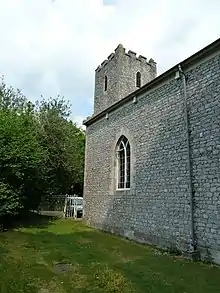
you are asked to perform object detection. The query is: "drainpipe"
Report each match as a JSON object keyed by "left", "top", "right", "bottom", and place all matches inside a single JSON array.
[{"left": 177, "top": 65, "right": 196, "bottom": 255}]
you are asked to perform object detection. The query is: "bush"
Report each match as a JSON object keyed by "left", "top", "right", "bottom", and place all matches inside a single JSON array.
[
  {"left": 0, "top": 182, "right": 20, "bottom": 219},
  {"left": 0, "top": 79, "right": 85, "bottom": 224}
]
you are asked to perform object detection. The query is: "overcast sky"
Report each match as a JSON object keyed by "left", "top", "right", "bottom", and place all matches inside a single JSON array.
[{"left": 0, "top": 0, "right": 219, "bottom": 126}]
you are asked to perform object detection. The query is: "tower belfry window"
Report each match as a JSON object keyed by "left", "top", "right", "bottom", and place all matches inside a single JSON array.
[
  {"left": 136, "top": 72, "right": 141, "bottom": 88},
  {"left": 104, "top": 75, "right": 108, "bottom": 91}
]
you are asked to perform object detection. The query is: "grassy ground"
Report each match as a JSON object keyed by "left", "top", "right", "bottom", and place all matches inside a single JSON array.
[{"left": 0, "top": 217, "right": 220, "bottom": 293}]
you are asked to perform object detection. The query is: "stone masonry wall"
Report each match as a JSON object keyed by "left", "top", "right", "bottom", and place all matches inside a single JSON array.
[
  {"left": 84, "top": 52, "right": 220, "bottom": 263},
  {"left": 187, "top": 55, "right": 220, "bottom": 263}
]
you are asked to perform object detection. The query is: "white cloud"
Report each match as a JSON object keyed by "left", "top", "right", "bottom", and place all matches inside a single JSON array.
[
  {"left": 0, "top": 0, "right": 219, "bottom": 121},
  {"left": 72, "top": 115, "right": 86, "bottom": 130}
]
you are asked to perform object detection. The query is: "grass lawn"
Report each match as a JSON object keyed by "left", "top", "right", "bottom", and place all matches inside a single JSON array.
[{"left": 0, "top": 217, "right": 220, "bottom": 293}]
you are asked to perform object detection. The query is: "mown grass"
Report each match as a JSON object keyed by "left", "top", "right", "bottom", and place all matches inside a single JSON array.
[{"left": 0, "top": 217, "right": 220, "bottom": 293}]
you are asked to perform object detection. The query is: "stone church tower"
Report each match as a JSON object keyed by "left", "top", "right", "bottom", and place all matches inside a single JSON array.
[{"left": 94, "top": 44, "right": 157, "bottom": 114}]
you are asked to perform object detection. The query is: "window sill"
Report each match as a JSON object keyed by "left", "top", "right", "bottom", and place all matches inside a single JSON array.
[{"left": 116, "top": 188, "right": 131, "bottom": 191}]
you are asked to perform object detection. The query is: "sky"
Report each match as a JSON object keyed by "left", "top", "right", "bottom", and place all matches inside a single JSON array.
[{"left": 0, "top": 0, "right": 219, "bottom": 127}]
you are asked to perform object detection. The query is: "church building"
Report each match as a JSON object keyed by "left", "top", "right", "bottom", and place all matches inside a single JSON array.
[{"left": 83, "top": 39, "right": 220, "bottom": 264}]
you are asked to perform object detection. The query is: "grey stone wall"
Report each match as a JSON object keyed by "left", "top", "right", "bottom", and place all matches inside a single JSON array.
[
  {"left": 94, "top": 44, "right": 156, "bottom": 114},
  {"left": 187, "top": 55, "right": 220, "bottom": 262},
  {"left": 84, "top": 52, "right": 220, "bottom": 263}
]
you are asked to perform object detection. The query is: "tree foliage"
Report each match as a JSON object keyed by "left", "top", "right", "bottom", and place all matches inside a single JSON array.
[{"left": 0, "top": 78, "right": 85, "bottom": 221}]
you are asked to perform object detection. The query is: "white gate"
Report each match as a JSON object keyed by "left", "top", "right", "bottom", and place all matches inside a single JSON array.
[{"left": 63, "top": 195, "right": 83, "bottom": 218}]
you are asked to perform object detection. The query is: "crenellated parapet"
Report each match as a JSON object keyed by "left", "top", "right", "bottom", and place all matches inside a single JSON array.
[{"left": 96, "top": 44, "right": 156, "bottom": 72}]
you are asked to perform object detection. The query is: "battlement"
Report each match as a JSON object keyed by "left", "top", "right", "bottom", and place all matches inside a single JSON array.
[{"left": 95, "top": 44, "right": 156, "bottom": 72}]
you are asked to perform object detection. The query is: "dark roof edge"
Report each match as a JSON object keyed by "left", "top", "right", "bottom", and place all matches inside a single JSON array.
[{"left": 84, "top": 38, "right": 220, "bottom": 126}]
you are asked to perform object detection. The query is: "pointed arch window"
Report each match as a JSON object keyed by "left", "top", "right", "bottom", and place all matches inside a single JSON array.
[
  {"left": 136, "top": 72, "right": 141, "bottom": 88},
  {"left": 104, "top": 75, "right": 108, "bottom": 91},
  {"left": 116, "top": 136, "right": 131, "bottom": 189}
]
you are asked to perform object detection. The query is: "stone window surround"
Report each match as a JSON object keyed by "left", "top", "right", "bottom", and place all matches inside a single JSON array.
[
  {"left": 136, "top": 71, "right": 141, "bottom": 88},
  {"left": 109, "top": 127, "right": 136, "bottom": 195},
  {"left": 104, "top": 75, "right": 108, "bottom": 91},
  {"left": 116, "top": 135, "right": 131, "bottom": 189}
]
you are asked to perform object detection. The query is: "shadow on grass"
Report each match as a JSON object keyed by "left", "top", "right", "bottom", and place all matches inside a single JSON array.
[
  {"left": 0, "top": 221, "right": 220, "bottom": 293},
  {"left": 1, "top": 212, "right": 58, "bottom": 231}
]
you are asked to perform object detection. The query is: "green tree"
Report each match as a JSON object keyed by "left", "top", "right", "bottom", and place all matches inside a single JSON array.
[
  {"left": 0, "top": 79, "right": 46, "bottom": 218},
  {"left": 0, "top": 78, "right": 85, "bottom": 223},
  {"left": 36, "top": 96, "right": 85, "bottom": 197}
]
